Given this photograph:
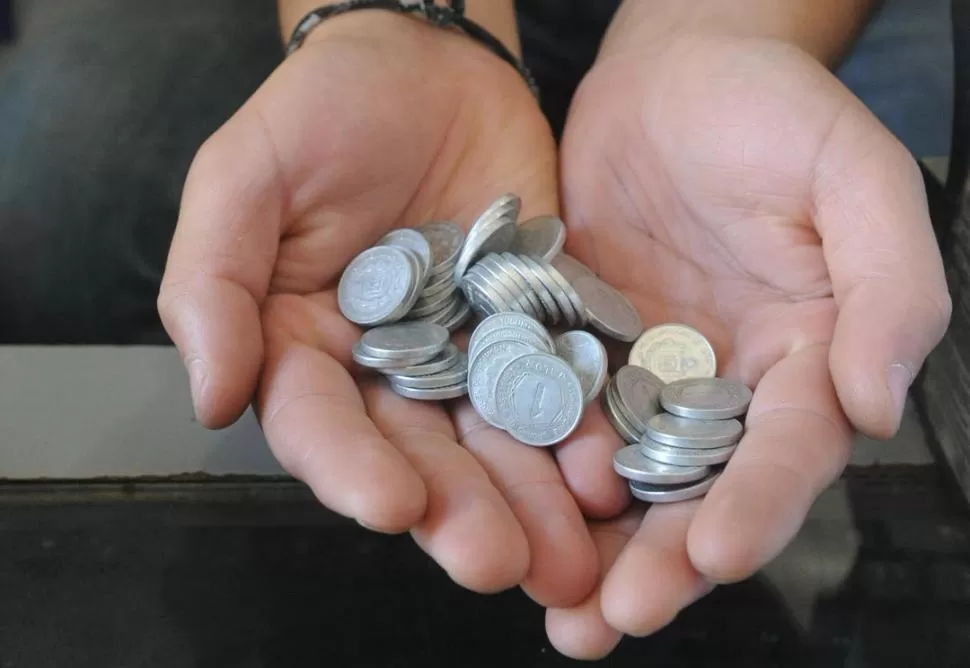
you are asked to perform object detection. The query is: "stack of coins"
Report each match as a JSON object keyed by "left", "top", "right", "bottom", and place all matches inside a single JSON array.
[
  {"left": 351, "top": 322, "right": 469, "bottom": 400},
  {"left": 466, "top": 313, "right": 603, "bottom": 446},
  {"left": 606, "top": 324, "right": 753, "bottom": 503}
]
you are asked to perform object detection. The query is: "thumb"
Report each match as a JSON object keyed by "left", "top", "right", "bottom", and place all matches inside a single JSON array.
[
  {"left": 158, "top": 107, "right": 283, "bottom": 428},
  {"left": 814, "top": 104, "right": 951, "bottom": 439}
]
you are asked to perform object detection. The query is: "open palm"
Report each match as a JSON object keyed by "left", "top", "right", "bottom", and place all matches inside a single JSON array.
[
  {"left": 158, "top": 13, "right": 598, "bottom": 607},
  {"left": 547, "top": 36, "right": 950, "bottom": 657}
]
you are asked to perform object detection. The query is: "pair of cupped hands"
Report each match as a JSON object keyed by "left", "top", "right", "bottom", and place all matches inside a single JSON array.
[{"left": 157, "top": 9, "right": 950, "bottom": 660}]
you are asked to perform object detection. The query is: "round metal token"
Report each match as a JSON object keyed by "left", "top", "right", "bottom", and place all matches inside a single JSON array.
[
  {"left": 629, "top": 323, "right": 717, "bottom": 383},
  {"left": 644, "top": 412, "right": 743, "bottom": 449},
  {"left": 628, "top": 472, "right": 721, "bottom": 504},
  {"left": 494, "top": 352, "right": 585, "bottom": 446},
  {"left": 389, "top": 381, "right": 468, "bottom": 401},
  {"left": 612, "top": 365, "right": 665, "bottom": 432},
  {"left": 639, "top": 439, "right": 736, "bottom": 467},
  {"left": 337, "top": 246, "right": 419, "bottom": 327},
  {"left": 660, "top": 377, "right": 753, "bottom": 420},
  {"left": 554, "top": 330, "right": 608, "bottom": 402},
  {"left": 613, "top": 445, "right": 710, "bottom": 484},
  {"left": 571, "top": 276, "right": 643, "bottom": 343},
  {"left": 510, "top": 215, "right": 567, "bottom": 261},
  {"left": 358, "top": 322, "right": 450, "bottom": 362},
  {"left": 377, "top": 229, "right": 433, "bottom": 276}
]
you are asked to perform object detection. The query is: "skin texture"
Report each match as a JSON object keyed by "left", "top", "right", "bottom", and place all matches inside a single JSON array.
[
  {"left": 546, "top": 30, "right": 951, "bottom": 660},
  {"left": 157, "top": 12, "right": 600, "bottom": 609}
]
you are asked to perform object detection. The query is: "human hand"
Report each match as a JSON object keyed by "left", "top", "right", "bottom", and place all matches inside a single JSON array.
[
  {"left": 546, "top": 29, "right": 950, "bottom": 657},
  {"left": 157, "top": 11, "right": 598, "bottom": 607}
]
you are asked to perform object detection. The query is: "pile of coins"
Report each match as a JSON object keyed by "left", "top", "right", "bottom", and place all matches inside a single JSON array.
[
  {"left": 603, "top": 324, "right": 752, "bottom": 503},
  {"left": 466, "top": 313, "right": 608, "bottom": 446},
  {"left": 337, "top": 193, "right": 753, "bottom": 504}
]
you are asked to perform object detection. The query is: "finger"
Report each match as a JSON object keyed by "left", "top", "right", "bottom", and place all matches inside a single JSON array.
[
  {"left": 688, "top": 343, "right": 852, "bottom": 582},
  {"left": 361, "top": 381, "right": 529, "bottom": 593},
  {"left": 545, "top": 509, "right": 643, "bottom": 660},
  {"left": 601, "top": 502, "right": 714, "bottom": 636},
  {"left": 257, "top": 292, "right": 427, "bottom": 533},
  {"left": 814, "top": 108, "right": 951, "bottom": 438},
  {"left": 452, "top": 405, "right": 599, "bottom": 608},
  {"left": 158, "top": 107, "right": 281, "bottom": 427},
  {"left": 555, "top": 399, "right": 631, "bottom": 519}
]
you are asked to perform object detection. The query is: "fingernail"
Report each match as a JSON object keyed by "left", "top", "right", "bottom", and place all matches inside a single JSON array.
[
  {"left": 888, "top": 362, "right": 914, "bottom": 421},
  {"left": 187, "top": 358, "right": 209, "bottom": 412}
]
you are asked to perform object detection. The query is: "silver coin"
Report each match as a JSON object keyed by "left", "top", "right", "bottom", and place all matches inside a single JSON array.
[
  {"left": 419, "top": 221, "right": 464, "bottom": 270},
  {"left": 494, "top": 352, "right": 585, "bottom": 446},
  {"left": 358, "top": 322, "right": 450, "bottom": 361},
  {"left": 554, "top": 330, "right": 608, "bottom": 403},
  {"left": 439, "top": 299, "right": 472, "bottom": 332},
  {"left": 452, "top": 194, "right": 520, "bottom": 282},
  {"left": 612, "top": 365, "right": 665, "bottom": 432},
  {"left": 469, "top": 312, "right": 551, "bottom": 350},
  {"left": 539, "top": 259, "right": 588, "bottom": 327},
  {"left": 639, "top": 438, "right": 736, "bottom": 467},
  {"left": 377, "top": 229, "right": 433, "bottom": 277},
  {"left": 550, "top": 253, "right": 596, "bottom": 282},
  {"left": 660, "top": 377, "right": 753, "bottom": 420},
  {"left": 352, "top": 341, "right": 436, "bottom": 370},
  {"left": 643, "top": 413, "right": 743, "bottom": 449},
  {"left": 471, "top": 257, "right": 538, "bottom": 317},
  {"left": 572, "top": 276, "right": 643, "bottom": 343},
  {"left": 629, "top": 323, "right": 717, "bottom": 383},
  {"left": 389, "top": 343, "right": 461, "bottom": 376},
  {"left": 510, "top": 215, "right": 567, "bottom": 261},
  {"left": 499, "top": 253, "right": 562, "bottom": 325},
  {"left": 389, "top": 352, "right": 468, "bottom": 389},
  {"left": 479, "top": 254, "right": 545, "bottom": 319},
  {"left": 601, "top": 382, "right": 643, "bottom": 444},
  {"left": 518, "top": 255, "right": 581, "bottom": 326},
  {"left": 629, "top": 471, "right": 721, "bottom": 504},
  {"left": 468, "top": 339, "right": 540, "bottom": 427},
  {"left": 337, "top": 246, "right": 418, "bottom": 326},
  {"left": 389, "top": 380, "right": 468, "bottom": 401},
  {"left": 612, "top": 445, "right": 710, "bottom": 484}
]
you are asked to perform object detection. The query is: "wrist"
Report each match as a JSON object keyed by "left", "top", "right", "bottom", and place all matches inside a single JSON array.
[
  {"left": 600, "top": 0, "right": 880, "bottom": 67},
  {"left": 278, "top": 0, "right": 522, "bottom": 57}
]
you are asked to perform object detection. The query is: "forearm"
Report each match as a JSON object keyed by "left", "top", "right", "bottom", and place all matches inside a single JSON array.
[
  {"left": 277, "top": 0, "right": 521, "bottom": 57},
  {"left": 603, "top": 0, "right": 882, "bottom": 66}
]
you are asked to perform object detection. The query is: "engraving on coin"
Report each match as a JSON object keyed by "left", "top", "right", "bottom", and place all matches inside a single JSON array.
[
  {"left": 572, "top": 276, "right": 643, "bottom": 342},
  {"left": 644, "top": 413, "right": 743, "bottom": 449},
  {"left": 660, "top": 377, "right": 753, "bottom": 420},
  {"left": 377, "top": 229, "right": 432, "bottom": 276},
  {"left": 337, "top": 246, "right": 416, "bottom": 326},
  {"left": 510, "top": 215, "right": 567, "bottom": 261},
  {"left": 494, "top": 353, "right": 584, "bottom": 446},
  {"left": 469, "top": 312, "right": 551, "bottom": 349},
  {"left": 629, "top": 324, "right": 717, "bottom": 383},
  {"left": 469, "top": 327, "right": 551, "bottom": 366},
  {"left": 554, "top": 331, "right": 608, "bottom": 403},
  {"left": 613, "top": 365, "right": 665, "bottom": 432},
  {"left": 628, "top": 472, "right": 721, "bottom": 503},
  {"left": 613, "top": 445, "right": 710, "bottom": 484}
]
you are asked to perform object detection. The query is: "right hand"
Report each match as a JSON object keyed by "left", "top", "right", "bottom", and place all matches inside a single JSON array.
[{"left": 157, "top": 11, "right": 599, "bottom": 607}]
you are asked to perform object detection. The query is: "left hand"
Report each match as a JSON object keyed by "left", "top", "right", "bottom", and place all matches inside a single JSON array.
[{"left": 545, "top": 32, "right": 951, "bottom": 658}]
